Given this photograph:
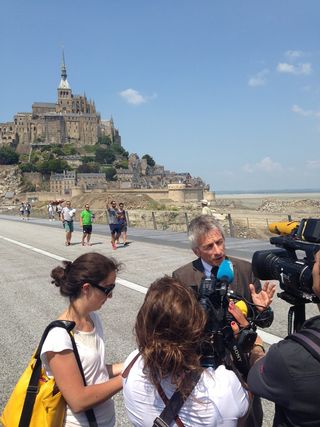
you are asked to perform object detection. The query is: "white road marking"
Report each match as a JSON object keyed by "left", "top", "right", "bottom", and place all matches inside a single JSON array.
[
  {"left": 257, "top": 329, "right": 281, "bottom": 344},
  {"left": 117, "top": 278, "right": 148, "bottom": 294},
  {"left": 0, "top": 235, "right": 66, "bottom": 261},
  {"left": 0, "top": 234, "right": 282, "bottom": 344}
]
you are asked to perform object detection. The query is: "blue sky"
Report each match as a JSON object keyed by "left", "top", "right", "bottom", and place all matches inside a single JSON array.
[{"left": 1, "top": 0, "right": 320, "bottom": 192}]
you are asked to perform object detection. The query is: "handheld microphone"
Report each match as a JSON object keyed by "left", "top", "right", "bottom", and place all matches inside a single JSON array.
[
  {"left": 217, "top": 260, "right": 248, "bottom": 316},
  {"left": 217, "top": 259, "right": 234, "bottom": 283}
]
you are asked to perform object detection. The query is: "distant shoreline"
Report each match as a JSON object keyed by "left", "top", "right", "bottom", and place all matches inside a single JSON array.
[
  {"left": 215, "top": 192, "right": 320, "bottom": 200},
  {"left": 215, "top": 189, "right": 320, "bottom": 195}
]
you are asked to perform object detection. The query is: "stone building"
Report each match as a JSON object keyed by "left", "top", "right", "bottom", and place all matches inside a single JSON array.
[
  {"left": 50, "top": 170, "right": 76, "bottom": 194},
  {"left": 115, "top": 153, "right": 207, "bottom": 190},
  {"left": 50, "top": 170, "right": 106, "bottom": 194},
  {"left": 0, "top": 53, "right": 121, "bottom": 154}
]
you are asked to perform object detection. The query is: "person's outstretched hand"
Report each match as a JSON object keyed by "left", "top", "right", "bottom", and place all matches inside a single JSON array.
[{"left": 249, "top": 281, "right": 276, "bottom": 311}]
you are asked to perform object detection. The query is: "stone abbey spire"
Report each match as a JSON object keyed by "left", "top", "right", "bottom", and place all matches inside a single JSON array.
[
  {"left": 0, "top": 53, "right": 121, "bottom": 153},
  {"left": 58, "top": 49, "right": 70, "bottom": 90}
]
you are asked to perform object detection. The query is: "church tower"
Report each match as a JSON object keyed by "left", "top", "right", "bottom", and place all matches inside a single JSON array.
[{"left": 57, "top": 51, "right": 73, "bottom": 113}]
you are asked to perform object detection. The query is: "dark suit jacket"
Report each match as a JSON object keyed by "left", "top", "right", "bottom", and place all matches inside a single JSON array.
[{"left": 173, "top": 256, "right": 261, "bottom": 302}]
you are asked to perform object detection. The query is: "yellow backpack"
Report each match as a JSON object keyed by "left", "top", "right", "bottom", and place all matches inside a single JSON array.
[{"left": 1, "top": 320, "right": 76, "bottom": 427}]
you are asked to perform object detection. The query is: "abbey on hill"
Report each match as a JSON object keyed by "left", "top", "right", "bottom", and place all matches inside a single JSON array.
[
  {"left": 0, "top": 53, "right": 120, "bottom": 154},
  {"left": 0, "top": 55, "right": 213, "bottom": 203}
]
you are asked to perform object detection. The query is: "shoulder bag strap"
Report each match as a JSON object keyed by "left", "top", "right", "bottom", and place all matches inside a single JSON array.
[
  {"left": 68, "top": 331, "right": 98, "bottom": 427},
  {"left": 286, "top": 327, "right": 320, "bottom": 363},
  {"left": 122, "top": 352, "right": 140, "bottom": 378},
  {"left": 152, "top": 371, "right": 202, "bottom": 427},
  {"left": 153, "top": 384, "right": 185, "bottom": 427}
]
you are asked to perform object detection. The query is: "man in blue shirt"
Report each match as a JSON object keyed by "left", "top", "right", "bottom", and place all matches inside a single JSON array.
[{"left": 106, "top": 200, "right": 121, "bottom": 250}]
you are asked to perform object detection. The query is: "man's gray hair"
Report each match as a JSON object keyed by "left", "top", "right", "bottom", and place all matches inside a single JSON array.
[{"left": 188, "top": 215, "right": 224, "bottom": 248}]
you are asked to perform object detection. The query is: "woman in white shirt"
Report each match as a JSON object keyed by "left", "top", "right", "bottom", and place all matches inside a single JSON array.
[
  {"left": 122, "top": 277, "right": 249, "bottom": 427},
  {"left": 41, "top": 253, "right": 123, "bottom": 426}
]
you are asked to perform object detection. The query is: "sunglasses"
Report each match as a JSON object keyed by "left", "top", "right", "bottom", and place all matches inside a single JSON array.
[{"left": 91, "top": 283, "right": 115, "bottom": 296}]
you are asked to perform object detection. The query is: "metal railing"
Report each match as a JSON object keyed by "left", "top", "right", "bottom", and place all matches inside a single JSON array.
[{"left": 1, "top": 205, "right": 314, "bottom": 239}]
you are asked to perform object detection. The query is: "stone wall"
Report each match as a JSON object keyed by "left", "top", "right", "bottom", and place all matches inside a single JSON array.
[{"left": 22, "top": 186, "right": 214, "bottom": 204}]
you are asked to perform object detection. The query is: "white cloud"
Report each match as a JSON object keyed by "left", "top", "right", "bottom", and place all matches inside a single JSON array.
[
  {"left": 243, "top": 157, "right": 283, "bottom": 174},
  {"left": 248, "top": 69, "right": 269, "bottom": 87},
  {"left": 242, "top": 163, "right": 254, "bottom": 173},
  {"left": 306, "top": 160, "right": 320, "bottom": 169},
  {"left": 119, "top": 88, "right": 156, "bottom": 105},
  {"left": 257, "top": 157, "right": 282, "bottom": 172},
  {"left": 285, "top": 50, "right": 303, "bottom": 60},
  {"left": 300, "top": 63, "right": 312, "bottom": 75},
  {"left": 292, "top": 104, "right": 320, "bottom": 118},
  {"left": 277, "top": 62, "right": 295, "bottom": 73},
  {"left": 276, "top": 62, "right": 312, "bottom": 75}
]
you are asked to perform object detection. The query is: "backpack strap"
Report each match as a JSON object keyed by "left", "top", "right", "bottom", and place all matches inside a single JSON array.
[
  {"left": 153, "top": 384, "right": 185, "bottom": 427},
  {"left": 122, "top": 352, "right": 201, "bottom": 427},
  {"left": 153, "top": 371, "right": 202, "bottom": 427},
  {"left": 19, "top": 320, "right": 97, "bottom": 427},
  {"left": 286, "top": 327, "right": 320, "bottom": 363}
]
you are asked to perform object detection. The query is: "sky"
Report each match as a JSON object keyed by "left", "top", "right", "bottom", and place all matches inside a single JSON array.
[{"left": 1, "top": 0, "right": 320, "bottom": 192}]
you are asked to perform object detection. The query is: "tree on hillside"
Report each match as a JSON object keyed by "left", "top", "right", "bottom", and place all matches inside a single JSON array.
[
  {"left": 83, "top": 145, "right": 97, "bottom": 154},
  {"left": 0, "top": 146, "right": 19, "bottom": 165},
  {"left": 95, "top": 146, "right": 116, "bottom": 164},
  {"left": 100, "top": 166, "right": 117, "bottom": 181},
  {"left": 37, "top": 159, "right": 70, "bottom": 174},
  {"left": 81, "top": 156, "right": 96, "bottom": 164},
  {"left": 142, "top": 154, "right": 155, "bottom": 167},
  {"left": 19, "top": 163, "right": 37, "bottom": 172},
  {"left": 77, "top": 162, "right": 100, "bottom": 173},
  {"left": 114, "top": 159, "right": 129, "bottom": 169},
  {"left": 62, "top": 144, "right": 77, "bottom": 155},
  {"left": 110, "top": 143, "right": 129, "bottom": 158},
  {"left": 51, "top": 146, "right": 64, "bottom": 156},
  {"left": 98, "top": 135, "right": 112, "bottom": 145}
]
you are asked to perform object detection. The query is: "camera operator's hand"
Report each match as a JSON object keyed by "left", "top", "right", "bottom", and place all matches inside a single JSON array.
[
  {"left": 312, "top": 250, "right": 320, "bottom": 299},
  {"left": 249, "top": 281, "right": 276, "bottom": 312}
]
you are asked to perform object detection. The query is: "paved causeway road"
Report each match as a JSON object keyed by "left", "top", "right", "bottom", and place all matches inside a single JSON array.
[{"left": 0, "top": 215, "right": 318, "bottom": 426}]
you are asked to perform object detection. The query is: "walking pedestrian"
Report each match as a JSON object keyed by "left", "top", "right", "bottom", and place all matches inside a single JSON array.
[
  {"left": 80, "top": 203, "right": 95, "bottom": 246},
  {"left": 19, "top": 202, "right": 25, "bottom": 220},
  {"left": 117, "top": 203, "right": 128, "bottom": 246},
  {"left": 24, "top": 202, "right": 31, "bottom": 220},
  {"left": 56, "top": 202, "right": 63, "bottom": 220},
  {"left": 106, "top": 201, "right": 120, "bottom": 250},
  {"left": 61, "top": 201, "right": 76, "bottom": 246},
  {"left": 201, "top": 199, "right": 212, "bottom": 216},
  {"left": 48, "top": 202, "right": 55, "bottom": 221}
]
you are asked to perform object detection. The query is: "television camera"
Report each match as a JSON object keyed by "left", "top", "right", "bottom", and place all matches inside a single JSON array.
[
  {"left": 196, "top": 260, "right": 273, "bottom": 378},
  {"left": 252, "top": 218, "right": 320, "bottom": 333}
]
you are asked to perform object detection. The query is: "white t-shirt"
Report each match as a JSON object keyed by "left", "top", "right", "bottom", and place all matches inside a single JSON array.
[
  {"left": 202, "top": 206, "right": 213, "bottom": 216},
  {"left": 41, "top": 312, "right": 115, "bottom": 427},
  {"left": 61, "top": 207, "right": 76, "bottom": 221},
  {"left": 123, "top": 350, "right": 249, "bottom": 427}
]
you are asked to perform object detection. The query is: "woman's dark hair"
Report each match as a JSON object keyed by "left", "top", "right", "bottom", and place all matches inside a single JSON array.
[
  {"left": 51, "top": 253, "right": 120, "bottom": 300},
  {"left": 135, "top": 276, "right": 207, "bottom": 398}
]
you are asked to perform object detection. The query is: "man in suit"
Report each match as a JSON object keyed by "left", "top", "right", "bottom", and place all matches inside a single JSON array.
[{"left": 173, "top": 215, "right": 276, "bottom": 427}]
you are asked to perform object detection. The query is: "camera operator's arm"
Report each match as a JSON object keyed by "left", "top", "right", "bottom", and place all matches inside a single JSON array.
[
  {"left": 312, "top": 250, "right": 320, "bottom": 298},
  {"left": 249, "top": 281, "right": 276, "bottom": 311}
]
